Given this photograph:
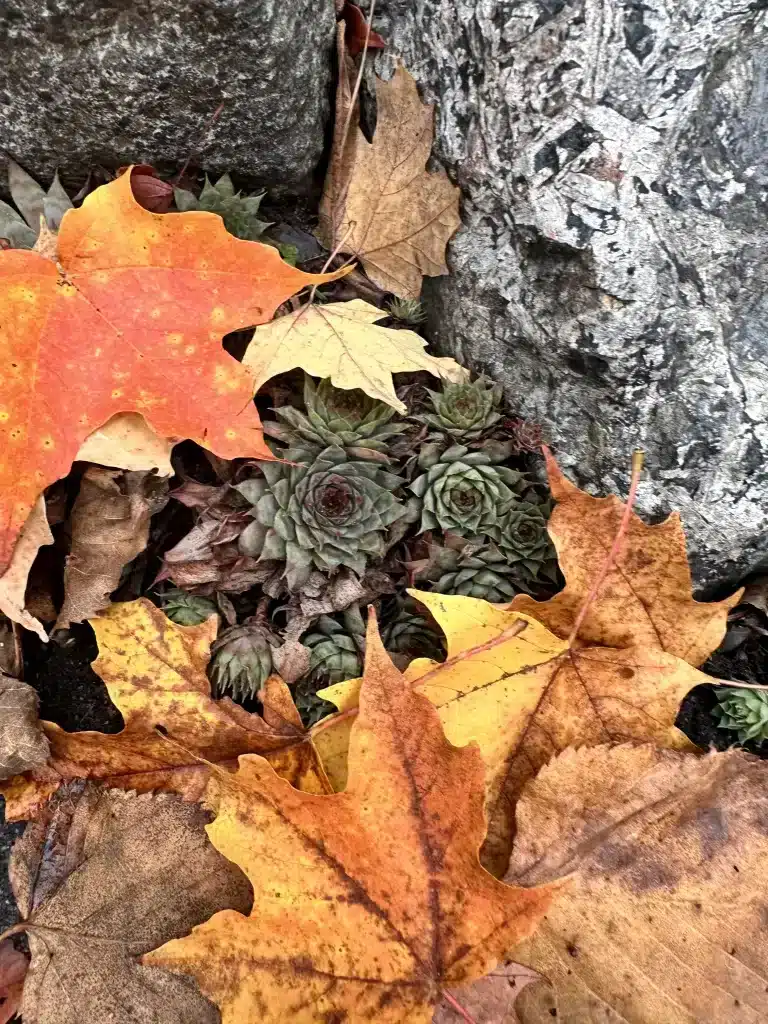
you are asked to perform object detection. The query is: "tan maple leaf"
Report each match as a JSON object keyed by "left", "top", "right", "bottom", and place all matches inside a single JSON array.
[
  {"left": 511, "top": 450, "right": 741, "bottom": 666},
  {"left": 319, "top": 64, "right": 462, "bottom": 299},
  {"left": 507, "top": 744, "right": 768, "bottom": 1024},
  {"left": 144, "top": 613, "right": 560, "bottom": 1023}
]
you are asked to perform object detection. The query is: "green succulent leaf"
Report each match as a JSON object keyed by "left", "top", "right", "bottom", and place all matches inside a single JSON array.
[{"left": 715, "top": 687, "right": 768, "bottom": 744}]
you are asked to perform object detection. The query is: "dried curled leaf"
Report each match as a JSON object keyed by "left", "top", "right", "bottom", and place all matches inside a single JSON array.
[
  {"left": 319, "top": 65, "right": 461, "bottom": 298},
  {"left": 0, "top": 674, "right": 49, "bottom": 779},
  {"left": 511, "top": 450, "right": 741, "bottom": 666},
  {"left": 11, "top": 782, "right": 253, "bottom": 1024},
  {"left": 316, "top": 591, "right": 701, "bottom": 875},
  {"left": 507, "top": 745, "right": 768, "bottom": 1024},
  {"left": 243, "top": 298, "right": 467, "bottom": 412},
  {"left": 0, "top": 495, "right": 53, "bottom": 639},
  {"left": 1, "top": 599, "right": 330, "bottom": 820},
  {"left": 144, "top": 615, "right": 560, "bottom": 1023},
  {"left": 55, "top": 466, "right": 169, "bottom": 630}
]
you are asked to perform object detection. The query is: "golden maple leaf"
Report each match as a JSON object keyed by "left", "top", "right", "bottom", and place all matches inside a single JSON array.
[
  {"left": 319, "top": 65, "right": 462, "bottom": 299},
  {"left": 1, "top": 599, "right": 329, "bottom": 820},
  {"left": 315, "top": 592, "right": 703, "bottom": 875},
  {"left": 511, "top": 450, "right": 741, "bottom": 666},
  {"left": 506, "top": 744, "right": 768, "bottom": 1023},
  {"left": 243, "top": 298, "right": 467, "bottom": 412},
  {"left": 144, "top": 614, "right": 560, "bottom": 1024}
]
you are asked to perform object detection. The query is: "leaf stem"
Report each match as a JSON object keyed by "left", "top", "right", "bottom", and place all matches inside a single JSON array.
[
  {"left": 310, "top": 619, "right": 528, "bottom": 739},
  {"left": 0, "top": 923, "right": 28, "bottom": 945},
  {"left": 566, "top": 449, "right": 645, "bottom": 647},
  {"left": 440, "top": 989, "right": 478, "bottom": 1024}
]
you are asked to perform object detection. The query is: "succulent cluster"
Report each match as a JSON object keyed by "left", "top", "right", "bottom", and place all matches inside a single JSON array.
[
  {"left": 165, "top": 371, "right": 559, "bottom": 722},
  {"left": 173, "top": 173, "right": 297, "bottom": 262},
  {"left": 714, "top": 687, "right": 768, "bottom": 744}
]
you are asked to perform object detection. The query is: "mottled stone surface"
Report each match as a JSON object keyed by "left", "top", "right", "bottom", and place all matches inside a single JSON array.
[
  {"left": 375, "top": 0, "right": 768, "bottom": 591},
  {"left": 0, "top": 0, "right": 335, "bottom": 191}
]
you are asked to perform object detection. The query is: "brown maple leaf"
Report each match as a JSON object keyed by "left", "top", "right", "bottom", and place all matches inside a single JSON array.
[
  {"left": 144, "top": 612, "right": 561, "bottom": 1023},
  {"left": 511, "top": 449, "right": 741, "bottom": 666}
]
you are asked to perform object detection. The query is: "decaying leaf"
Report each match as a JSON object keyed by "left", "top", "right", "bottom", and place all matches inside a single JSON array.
[
  {"left": 0, "top": 495, "right": 53, "bottom": 639},
  {"left": 511, "top": 451, "right": 741, "bottom": 666},
  {"left": 0, "top": 673, "right": 49, "bottom": 779},
  {"left": 434, "top": 962, "right": 542, "bottom": 1024},
  {"left": 244, "top": 299, "right": 467, "bottom": 412},
  {"left": 75, "top": 412, "right": 176, "bottom": 476},
  {"left": 507, "top": 744, "right": 768, "bottom": 1024},
  {"left": 316, "top": 591, "right": 701, "bottom": 874},
  {"left": 55, "top": 467, "right": 169, "bottom": 630},
  {"left": 144, "top": 614, "right": 560, "bottom": 1024},
  {"left": 1, "top": 599, "right": 330, "bottom": 820},
  {"left": 0, "top": 939, "right": 27, "bottom": 1024},
  {"left": 11, "top": 781, "right": 253, "bottom": 1024},
  {"left": 319, "top": 65, "right": 461, "bottom": 298},
  {"left": 0, "top": 167, "right": 344, "bottom": 583}
]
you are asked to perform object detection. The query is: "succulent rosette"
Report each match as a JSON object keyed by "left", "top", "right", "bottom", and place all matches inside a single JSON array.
[
  {"left": 208, "top": 618, "right": 280, "bottom": 701},
  {"left": 237, "top": 444, "right": 406, "bottom": 589},
  {"left": 409, "top": 444, "right": 528, "bottom": 539},
  {"left": 715, "top": 687, "right": 768, "bottom": 744},
  {"left": 266, "top": 377, "right": 403, "bottom": 454},
  {"left": 415, "top": 377, "right": 502, "bottom": 440}
]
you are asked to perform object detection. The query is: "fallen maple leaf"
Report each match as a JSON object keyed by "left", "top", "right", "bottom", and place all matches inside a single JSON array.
[
  {"left": 315, "top": 591, "right": 701, "bottom": 874},
  {"left": 144, "top": 613, "right": 560, "bottom": 1023},
  {"left": 506, "top": 744, "right": 768, "bottom": 1024},
  {"left": 1, "top": 599, "right": 330, "bottom": 820},
  {"left": 55, "top": 466, "right": 169, "bottom": 630},
  {"left": 243, "top": 298, "right": 468, "bottom": 412},
  {"left": 0, "top": 495, "right": 53, "bottom": 640},
  {"left": 75, "top": 411, "right": 176, "bottom": 475},
  {"left": 511, "top": 450, "right": 741, "bottom": 666},
  {"left": 434, "top": 962, "right": 542, "bottom": 1024},
  {"left": 319, "top": 65, "right": 462, "bottom": 298},
  {"left": 0, "top": 167, "right": 342, "bottom": 581},
  {"left": 0, "top": 674, "right": 49, "bottom": 779},
  {"left": 0, "top": 939, "right": 27, "bottom": 1024},
  {"left": 10, "top": 781, "right": 253, "bottom": 1024}
]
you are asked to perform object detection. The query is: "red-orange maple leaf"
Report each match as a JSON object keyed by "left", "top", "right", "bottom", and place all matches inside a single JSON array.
[{"left": 0, "top": 169, "right": 339, "bottom": 573}]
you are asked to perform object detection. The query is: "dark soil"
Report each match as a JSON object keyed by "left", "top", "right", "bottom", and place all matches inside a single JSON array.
[{"left": 677, "top": 607, "right": 768, "bottom": 756}]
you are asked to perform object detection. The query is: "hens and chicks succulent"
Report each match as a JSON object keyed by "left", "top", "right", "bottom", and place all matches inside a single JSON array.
[{"left": 162, "top": 372, "right": 558, "bottom": 721}]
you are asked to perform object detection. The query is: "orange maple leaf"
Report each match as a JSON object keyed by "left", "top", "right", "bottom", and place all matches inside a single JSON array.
[{"left": 0, "top": 168, "right": 340, "bottom": 573}]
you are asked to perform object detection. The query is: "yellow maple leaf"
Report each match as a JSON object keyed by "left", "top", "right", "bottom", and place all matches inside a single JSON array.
[
  {"left": 144, "top": 614, "right": 561, "bottom": 1024},
  {"left": 243, "top": 298, "right": 467, "bottom": 412},
  {"left": 1, "top": 598, "right": 329, "bottom": 819},
  {"left": 319, "top": 65, "right": 462, "bottom": 299},
  {"left": 314, "top": 592, "right": 703, "bottom": 875},
  {"left": 507, "top": 744, "right": 768, "bottom": 1023},
  {"left": 511, "top": 450, "right": 741, "bottom": 666}
]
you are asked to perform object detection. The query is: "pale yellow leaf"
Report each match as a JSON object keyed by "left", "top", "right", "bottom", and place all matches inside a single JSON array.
[{"left": 243, "top": 299, "right": 467, "bottom": 412}]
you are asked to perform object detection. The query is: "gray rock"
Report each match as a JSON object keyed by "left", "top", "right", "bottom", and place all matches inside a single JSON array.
[
  {"left": 374, "top": 0, "right": 768, "bottom": 591},
  {"left": 0, "top": 0, "right": 336, "bottom": 191}
]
